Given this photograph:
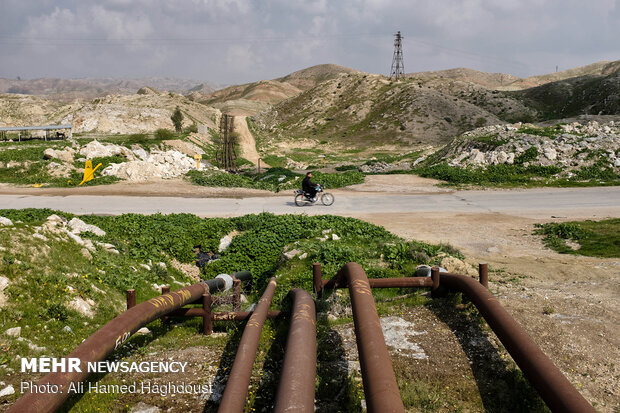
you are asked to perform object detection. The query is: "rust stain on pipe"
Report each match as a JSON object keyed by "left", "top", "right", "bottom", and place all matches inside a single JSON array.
[
  {"left": 218, "top": 278, "right": 277, "bottom": 413},
  {"left": 440, "top": 272, "right": 595, "bottom": 413},
  {"left": 324, "top": 277, "right": 431, "bottom": 289},
  {"left": 368, "top": 277, "right": 432, "bottom": 288},
  {"left": 211, "top": 310, "right": 282, "bottom": 321},
  {"left": 8, "top": 282, "right": 209, "bottom": 413},
  {"left": 274, "top": 288, "right": 316, "bottom": 413},
  {"left": 329, "top": 263, "right": 405, "bottom": 413}
]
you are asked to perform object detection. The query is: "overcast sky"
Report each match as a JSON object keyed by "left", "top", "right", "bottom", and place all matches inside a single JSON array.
[{"left": 0, "top": 0, "right": 618, "bottom": 84}]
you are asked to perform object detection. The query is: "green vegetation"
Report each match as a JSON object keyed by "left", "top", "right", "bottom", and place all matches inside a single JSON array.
[
  {"left": 186, "top": 168, "right": 364, "bottom": 192},
  {"left": 414, "top": 162, "right": 564, "bottom": 186},
  {"left": 335, "top": 164, "right": 359, "bottom": 171},
  {"left": 512, "top": 70, "right": 620, "bottom": 120},
  {"left": 414, "top": 148, "right": 619, "bottom": 187},
  {"left": 0, "top": 146, "right": 50, "bottom": 163},
  {"left": 470, "top": 133, "right": 510, "bottom": 149},
  {"left": 154, "top": 128, "right": 176, "bottom": 139},
  {"left": 534, "top": 219, "right": 620, "bottom": 257},
  {"left": 100, "top": 132, "right": 179, "bottom": 147},
  {"left": 516, "top": 125, "right": 564, "bottom": 138},
  {"left": 0, "top": 209, "right": 550, "bottom": 410},
  {"left": 0, "top": 159, "right": 120, "bottom": 187}
]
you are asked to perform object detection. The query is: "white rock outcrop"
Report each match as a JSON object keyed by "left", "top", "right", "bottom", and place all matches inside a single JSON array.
[
  {"left": 101, "top": 150, "right": 199, "bottom": 181},
  {"left": 68, "top": 218, "right": 106, "bottom": 237},
  {"left": 441, "top": 121, "right": 620, "bottom": 175},
  {"left": 44, "top": 147, "right": 75, "bottom": 163},
  {"left": 79, "top": 140, "right": 135, "bottom": 159}
]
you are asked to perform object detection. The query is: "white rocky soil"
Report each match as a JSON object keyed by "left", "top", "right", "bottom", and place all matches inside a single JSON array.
[
  {"left": 444, "top": 121, "right": 620, "bottom": 172},
  {"left": 39, "top": 139, "right": 212, "bottom": 181}
]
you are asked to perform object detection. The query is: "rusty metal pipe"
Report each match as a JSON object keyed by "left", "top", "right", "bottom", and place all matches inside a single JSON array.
[
  {"left": 313, "top": 262, "right": 323, "bottom": 298},
  {"left": 329, "top": 263, "right": 405, "bottom": 413},
  {"left": 440, "top": 272, "right": 595, "bottom": 413},
  {"left": 218, "top": 278, "right": 277, "bottom": 412},
  {"left": 324, "top": 276, "right": 431, "bottom": 289},
  {"left": 274, "top": 288, "right": 316, "bottom": 413},
  {"left": 165, "top": 308, "right": 282, "bottom": 320},
  {"left": 205, "top": 270, "right": 252, "bottom": 293},
  {"left": 368, "top": 277, "right": 432, "bottom": 288},
  {"left": 211, "top": 310, "right": 282, "bottom": 321},
  {"left": 478, "top": 263, "right": 488, "bottom": 288},
  {"left": 8, "top": 282, "right": 210, "bottom": 413}
]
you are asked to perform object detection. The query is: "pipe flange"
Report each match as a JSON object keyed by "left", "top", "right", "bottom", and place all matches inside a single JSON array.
[{"left": 216, "top": 273, "right": 234, "bottom": 291}]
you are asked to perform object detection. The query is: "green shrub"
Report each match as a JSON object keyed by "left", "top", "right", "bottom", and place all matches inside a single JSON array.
[
  {"left": 335, "top": 165, "right": 359, "bottom": 171},
  {"left": 184, "top": 123, "right": 198, "bottom": 134},
  {"left": 573, "top": 162, "right": 619, "bottom": 181},
  {"left": 171, "top": 107, "right": 184, "bottom": 132},
  {"left": 514, "top": 147, "right": 539, "bottom": 165},
  {"left": 154, "top": 128, "right": 176, "bottom": 139},
  {"left": 312, "top": 171, "right": 364, "bottom": 188},
  {"left": 187, "top": 168, "right": 363, "bottom": 192}
]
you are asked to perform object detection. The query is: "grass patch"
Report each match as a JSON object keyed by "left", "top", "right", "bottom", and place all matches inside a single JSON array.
[
  {"left": 534, "top": 218, "right": 620, "bottom": 257},
  {"left": 471, "top": 133, "right": 510, "bottom": 149},
  {"left": 0, "top": 209, "right": 555, "bottom": 410},
  {"left": 516, "top": 124, "right": 564, "bottom": 138},
  {"left": 186, "top": 168, "right": 364, "bottom": 192},
  {"left": 414, "top": 162, "right": 619, "bottom": 187}
]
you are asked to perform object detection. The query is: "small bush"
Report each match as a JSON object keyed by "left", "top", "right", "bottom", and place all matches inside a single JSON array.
[
  {"left": 184, "top": 123, "right": 198, "bottom": 134},
  {"left": 154, "top": 129, "right": 176, "bottom": 139},
  {"left": 171, "top": 107, "right": 183, "bottom": 132},
  {"left": 335, "top": 165, "right": 359, "bottom": 172},
  {"left": 514, "top": 147, "right": 539, "bottom": 165}
]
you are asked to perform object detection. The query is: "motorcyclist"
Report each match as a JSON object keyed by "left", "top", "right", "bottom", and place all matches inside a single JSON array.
[{"left": 302, "top": 171, "right": 318, "bottom": 201}]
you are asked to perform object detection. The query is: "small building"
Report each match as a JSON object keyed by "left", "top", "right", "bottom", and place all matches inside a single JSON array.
[{"left": 0, "top": 124, "right": 73, "bottom": 141}]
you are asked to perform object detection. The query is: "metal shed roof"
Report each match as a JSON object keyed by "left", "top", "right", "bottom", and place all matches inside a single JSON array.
[{"left": 0, "top": 124, "right": 72, "bottom": 132}]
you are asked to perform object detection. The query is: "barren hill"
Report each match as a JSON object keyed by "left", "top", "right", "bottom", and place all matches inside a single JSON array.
[
  {"left": 0, "top": 90, "right": 219, "bottom": 134},
  {"left": 256, "top": 72, "right": 503, "bottom": 148},
  {"left": 501, "top": 60, "right": 620, "bottom": 90},
  {"left": 510, "top": 69, "right": 620, "bottom": 120},
  {"left": 196, "top": 64, "right": 359, "bottom": 116},
  {"left": 0, "top": 77, "right": 211, "bottom": 101},
  {"left": 253, "top": 60, "right": 620, "bottom": 149},
  {"left": 275, "top": 63, "right": 360, "bottom": 90},
  {"left": 410, "top": 68, "right": 521, "bottom": 89}
]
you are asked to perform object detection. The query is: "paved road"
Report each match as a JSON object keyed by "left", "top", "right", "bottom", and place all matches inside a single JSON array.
[{"left": 1, "top": 186, "right": 618, "bottom": 218}]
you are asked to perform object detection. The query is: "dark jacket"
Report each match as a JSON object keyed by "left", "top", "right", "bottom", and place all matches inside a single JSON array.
[{"left": 302, "top": 176, "right": 316, "bottom": 193}]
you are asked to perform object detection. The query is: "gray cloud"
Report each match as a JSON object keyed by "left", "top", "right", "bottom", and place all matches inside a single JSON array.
[{"left": 0, "top": 0, "right": 618, "bottom": 83}]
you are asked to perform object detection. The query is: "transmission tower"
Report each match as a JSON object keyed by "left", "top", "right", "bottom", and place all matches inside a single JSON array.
[
  {"left": 216, "top": 114, "right": 238, "bottom": 172},
  {"left": 389, "top": 31, "right": 405, "bottom": 81}
]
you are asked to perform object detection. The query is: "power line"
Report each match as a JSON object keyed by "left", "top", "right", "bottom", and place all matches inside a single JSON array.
[{"left": 0, "top": 32, "right": 388, "bottom": 45}]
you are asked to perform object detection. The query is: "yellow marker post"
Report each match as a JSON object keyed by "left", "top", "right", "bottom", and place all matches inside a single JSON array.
[
  {"left": 79, "top": 160, "right": 103, "bottom": 186},
  {"left": 193, "top": 154, "right": 202, "bottom": 169}
]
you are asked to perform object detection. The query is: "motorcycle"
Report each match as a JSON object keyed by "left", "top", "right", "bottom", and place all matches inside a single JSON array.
[{"left": 294, "top": 184, "right": 334, "bottom": 206}]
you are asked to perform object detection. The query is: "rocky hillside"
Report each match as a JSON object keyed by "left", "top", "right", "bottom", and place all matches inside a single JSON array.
[
  {"left": 410, "top": 67, "right": 521, "bottom": 89},
  {"left": 194, "top": 64, "right": 358, "bottom": 116},
  {"left": 0, "top": 91, "right": 219, "bottom": 134},
  {"left": 509, "top": 69, "right": 620, "bottom": 120},
  {"left": 499, "top": 60, "right": 620, "bottom": 90},
  {"left": 428, "top": 120, "right": 620, "bottom": 176},
  {"left": 256, "top": 72, "right": 504, "bottom": 147},
  {"left": 251, "top": 60, "right": 620, "bottom": 150},
  {"left": 2, "top": 60, "right": 620, "bottom": 151},
  {"left": 275, "top": 64, "right": 360, "bottom": 90},
  {"left": 0, "top": 77, "right": 215, "bottom": 102}
]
